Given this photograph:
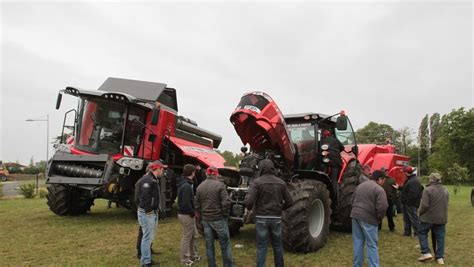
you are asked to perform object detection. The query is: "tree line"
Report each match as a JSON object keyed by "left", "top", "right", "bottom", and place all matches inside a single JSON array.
[{"left": 355, "top": 108, "right": 473, "bottom": 184}]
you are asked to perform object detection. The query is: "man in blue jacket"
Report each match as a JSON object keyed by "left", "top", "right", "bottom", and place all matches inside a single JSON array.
[
  {"left": 178, "top": 164, "right": 200, "bottom": 266},
  {"left": 135, "top": 160, "right": 166, "bottom": 267}
]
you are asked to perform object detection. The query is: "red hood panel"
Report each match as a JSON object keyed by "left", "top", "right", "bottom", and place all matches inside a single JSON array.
[
  {"left": 230, "top": 92, "right": 295, "bottom": 169},
  {"left": 169, "top": 136, "right": 225, "bottom": 168}
]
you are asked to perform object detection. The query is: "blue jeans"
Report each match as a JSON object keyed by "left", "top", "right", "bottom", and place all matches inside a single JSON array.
[
  {"left": 418, "top": 222, "right": 446, "bottom": 259},
  {"left": 202, "top": 219, "right": 235, "bottom": 267},
  {"left": 255, "top": 217, "right": 284, "bottom": 267},
  {"left": 138, "top": 211, "right": 158, "bottom": 265},
  {"left": 352, "top": 218, "right": 380, "bottom": 267},
  {"left": 403, "top": 205, "right": 419, "bottom": 236}
]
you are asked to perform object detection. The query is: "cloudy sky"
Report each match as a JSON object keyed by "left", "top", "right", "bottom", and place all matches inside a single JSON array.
[{"left": 1, "top": 1, "right": 472, "bottom": 165}]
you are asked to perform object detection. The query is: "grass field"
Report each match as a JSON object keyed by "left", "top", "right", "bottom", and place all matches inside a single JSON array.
[{"left": 1, "top": 185, "right": 473, "bottom": 266}]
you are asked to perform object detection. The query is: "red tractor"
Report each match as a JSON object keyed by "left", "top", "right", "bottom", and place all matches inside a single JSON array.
[
  {"left": 224, "top": 92, "right": 410, "bottom": 253},
  {"left": 46, "top": 78, "right": 226, "bottom": 217}
]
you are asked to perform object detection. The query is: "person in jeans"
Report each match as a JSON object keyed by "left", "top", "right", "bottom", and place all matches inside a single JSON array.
[
  {"left": 400, "top": 166, "right": 423, "bottom": 237},
  {"left": 244, "top": 159, "right": 293, "bottom": 267},
  {"left": 195, "top": 166, "right": 235, "bottom": 267},
  {"left": 351, "top": 170, "right": 388, "bottom": 267},
  {"left": 177, "top": 164, "right": 200, "bottom": 266},
  {"left": 135, "top": 160, "right": 166, "bottom": 267},
  {"left": 417, "top": 173, "right": 449, "bottom": 264}
]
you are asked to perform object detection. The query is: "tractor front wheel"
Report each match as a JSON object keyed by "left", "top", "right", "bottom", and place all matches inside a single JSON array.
[
  {"left": 282, "top": 179, "right": 332, "bottom": 253},
  {"left": 47, "top": 184, "right": 94, "bottom": 216}
]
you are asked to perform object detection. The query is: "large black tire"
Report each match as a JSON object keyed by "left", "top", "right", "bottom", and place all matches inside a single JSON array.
[
  {"left": 332, "top": 161, "right": 361, "bottom": 232},
  {"left": 0, "top": 175, "right": 7, "bottom": 182},
  {"left": 282, "top": 179, "right": 332, "bottom": 253},
  {"left": 47, "top": 184, "right": 94, "bottom": 216}
]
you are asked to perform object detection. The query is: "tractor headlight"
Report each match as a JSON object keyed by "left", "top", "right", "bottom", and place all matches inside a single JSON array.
[
  {"left": 116, "top": 157, "right": 144, "bottom": 171},
  {"left": 321, "top": 144, "right": 329, "bottom": 151}
]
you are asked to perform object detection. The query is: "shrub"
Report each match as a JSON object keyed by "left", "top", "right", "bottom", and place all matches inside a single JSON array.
[
  {"left": 39, "top": 188, "right": 48, "bottom": 198},
  {"left": 18, "top": 183, "right": 36, "bottom": 199}
]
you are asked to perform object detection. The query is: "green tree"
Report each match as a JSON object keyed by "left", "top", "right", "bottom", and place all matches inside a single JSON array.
[
  {"left": 429, "top": 113, "right": 441, "bottom": 151},
  {"left": 447, "top": 163, "right": 470, "bottom": 184},
  {"left": 356, "top": 122, "right": 400, "bottom": 145},
  {"left": 398, "top": 127, "right": 414, "bottom": 155},
  {"left": 218, "top": 150, "right": 241, "bottom": 167},
  {"left": 418, "top": 115, "right": 430, "bottom": 175}
]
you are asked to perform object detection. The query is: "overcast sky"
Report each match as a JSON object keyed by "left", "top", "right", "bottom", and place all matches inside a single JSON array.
[{"left": 1, "top": 1, "right": 472, "bottom": 165}]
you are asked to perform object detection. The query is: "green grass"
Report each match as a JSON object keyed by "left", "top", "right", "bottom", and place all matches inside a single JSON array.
[
  {"left": 0, "top": 185, "right": 473, "bottom": 266},
  {"left": 0, "top": 183, "right": 3, "bottom": 198}
]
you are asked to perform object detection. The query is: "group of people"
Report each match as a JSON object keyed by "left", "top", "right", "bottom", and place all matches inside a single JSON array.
[
  {"left": 135, "top": 159, "right": 292, "bottom": 267},
  {"left": 351, "top": 167, "right": 449, "bottom": 267}
]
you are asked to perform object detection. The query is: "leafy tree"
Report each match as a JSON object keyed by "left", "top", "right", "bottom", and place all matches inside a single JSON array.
[
  {"left": 418, "top": 115, "right": 430, "bottom": 175},
  {"left": 398, "top": 127, "right": 414, "bottom": 155},
  {"left": 447, "top": 163, "right": 470, "bottom": 184},
  {"left": 356, "top": 122, "right": 400, "bottom": 145},
  {"left": 428, "top": 108, "right": 474, "bottom": 182},
  {"left": 218, "top": 150, "right": 241, "bottom": 167},
  {"left": 429, "top": 113, "right": 441, "bottom": 151}
]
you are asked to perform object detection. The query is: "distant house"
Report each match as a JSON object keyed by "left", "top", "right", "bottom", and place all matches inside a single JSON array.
[{"left": 4, "top": 162, "right": 27, "bottom": 171}]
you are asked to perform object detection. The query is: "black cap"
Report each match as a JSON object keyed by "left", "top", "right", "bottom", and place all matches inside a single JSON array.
[{"left": 371, "top": 170, "right": 386, "bottom": 180}]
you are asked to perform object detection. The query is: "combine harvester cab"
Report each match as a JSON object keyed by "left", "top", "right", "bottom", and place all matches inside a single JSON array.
[{"left": 47, "top": 77, "right": 226, "bottom": 217}]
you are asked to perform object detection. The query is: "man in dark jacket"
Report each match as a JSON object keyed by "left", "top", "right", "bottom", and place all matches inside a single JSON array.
[
  {"left": 135, "top": 160, "right": 166, "bottom": 267},
  {"left": 379, "top": 175, "right": 397, "bottom": 232},
  {"left": 417, "top": 173, "right": 449, "bottom": 264},
  {"left": 195, "top": 167, "right": 235, "bottom": 267},
  {"left": 400, "top": 166, "right": 423, "bottom": 237},
  {"left": 320, "top": 129, "right": 345, "bottom": 197},
  {"left": 351, "top": 170, "right": 388, "bottom": 267},
  {"left": 244, "top": 159, "right": 293, "bottom": 267},
  {"left": 177, "top": 164, "right": 200, "bottom": 266}
]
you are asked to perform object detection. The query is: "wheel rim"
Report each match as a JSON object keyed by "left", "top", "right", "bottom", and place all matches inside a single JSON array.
[{"left": 309, "top": 199, "right": 324, "bottom": 238}]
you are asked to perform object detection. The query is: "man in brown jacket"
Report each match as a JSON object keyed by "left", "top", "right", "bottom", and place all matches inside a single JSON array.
[
  {"left": 195, "top": 167, "right": 234, "bottom": 267},
  {"left": 417, "top": 173, "right": 449, "bottom": 264},
  {"left": 351, "top": 170, "right": 388, "bottom": 267}
]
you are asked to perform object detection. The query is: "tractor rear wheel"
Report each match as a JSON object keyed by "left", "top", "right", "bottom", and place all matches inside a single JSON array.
[
  {"left": 47, "top": 184, "right": 94, "bottom": 216},
  {"left": 332, "top": 160, "right": 361, "bottom": 232},
  {"left": 282, "top": 179, "right": 332, "bottom": 252}
]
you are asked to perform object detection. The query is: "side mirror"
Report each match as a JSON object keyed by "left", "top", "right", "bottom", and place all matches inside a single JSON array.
[
  {"left": 151, "top": 108, "right": 160, "bottom": 125},
  {"left": 336, "top": 116, "right": 348, "bottom": 130},
  {"left": 56, "top": 93, "right": 63, "bottom": 110}
]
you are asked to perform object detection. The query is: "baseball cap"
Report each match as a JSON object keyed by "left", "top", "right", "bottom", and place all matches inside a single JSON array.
[
  {"left": 371, "top": 170, "right": 386, "bottom": 180},
  {"left": 403, "top": 166, "right": 414, "bottom": 175},
  {"left": 206, "top": 166, "right": 219, "bottom": 176},
  {"left": 148, "top": 160, "right": 167, "bottom": 170}
]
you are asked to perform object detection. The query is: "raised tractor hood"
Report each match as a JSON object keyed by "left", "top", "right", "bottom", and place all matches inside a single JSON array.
[{"left": 230, "top": 92, "right": 295, "bottom": 169}]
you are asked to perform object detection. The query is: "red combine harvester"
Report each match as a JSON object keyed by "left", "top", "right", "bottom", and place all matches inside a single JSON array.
[
  {"left": 46, "top": 78, "right": 226, "bottom": 217},
  {"left": 223, "top": 92, "right": 410, "bottom": 253}
]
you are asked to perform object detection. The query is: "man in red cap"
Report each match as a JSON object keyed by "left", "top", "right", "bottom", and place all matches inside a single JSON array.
[{"left": 135, "top": 160, "right": 167, "bottom": 267}]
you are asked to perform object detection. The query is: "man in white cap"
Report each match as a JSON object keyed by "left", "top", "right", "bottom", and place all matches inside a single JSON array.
[{"left": 417, "top": 172, "right": 449, "bottom": 265}]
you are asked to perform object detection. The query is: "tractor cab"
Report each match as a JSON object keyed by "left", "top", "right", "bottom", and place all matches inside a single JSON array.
[{"left": 285, "top": 112, "right": 358, "bottom": 172}]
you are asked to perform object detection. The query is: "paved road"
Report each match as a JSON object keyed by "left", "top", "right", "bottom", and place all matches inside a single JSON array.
[{"left": 1, "top": 180, "right": 46, "bottom": 198}]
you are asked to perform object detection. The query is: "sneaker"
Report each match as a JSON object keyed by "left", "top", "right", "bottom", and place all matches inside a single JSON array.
[
  {"left": 192, "top": 255, "right": 202, "bottom": 261},
  {"left": 181, "top": 259, "right": 194, "bottom": 266},
  {"left": 436, "top": 258, "right": 445, "bottom": 265},
  {"left": 418, "top": 253, "right": 433, "bottom": 262}
]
